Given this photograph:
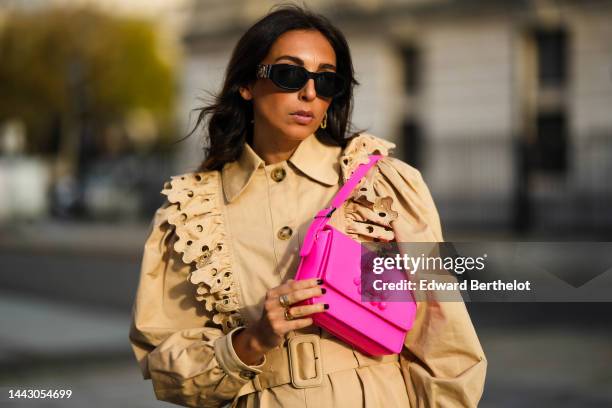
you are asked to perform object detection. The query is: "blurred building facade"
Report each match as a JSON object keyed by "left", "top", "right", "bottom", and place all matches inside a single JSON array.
[{"left": 179, "top": 0, "right": 612, "bottom": 235}]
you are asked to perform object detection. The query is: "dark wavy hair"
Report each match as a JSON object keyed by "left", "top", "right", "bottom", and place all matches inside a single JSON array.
[{"left": 188, "top": 3, "right": 363, "bottom": 171}]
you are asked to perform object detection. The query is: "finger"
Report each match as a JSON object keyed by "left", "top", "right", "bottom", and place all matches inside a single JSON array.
[
  {"left": 274, "top": 286, "right": 324, "bottom": 307},
  {"left": 266, "top": 307, "right": 284, "bottom": 321},
  {"left": 286, "top": 317, "right": 314, "bottom": 331},
  {"left": 286, "top": 286, "right": 326, "bottom": 305},
  {"left": 286, "top": 303, "right": 328, "bottom": 318},
  {"left": 274, "top": 278, "right": 322, "bottom": 297}
]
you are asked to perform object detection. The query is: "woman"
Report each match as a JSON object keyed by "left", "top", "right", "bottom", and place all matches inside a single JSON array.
[{"left": 129, "top": 4, "right": 487, "bottom": 408}]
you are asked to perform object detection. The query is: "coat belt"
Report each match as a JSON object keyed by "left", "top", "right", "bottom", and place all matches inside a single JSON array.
[{"left": 235, "top": 330, "right": 400, "bottom": 398}]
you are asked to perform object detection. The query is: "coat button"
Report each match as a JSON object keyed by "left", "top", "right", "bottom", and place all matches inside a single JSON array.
[
  {"left": 271, "top": 167, "right": 286, "bottom": 182},
  {"left": 239, "top": 370, "right": 256, "bottom": 380},
  {"left": 277, "top": 226, "right": 293, "bottom": 240}
]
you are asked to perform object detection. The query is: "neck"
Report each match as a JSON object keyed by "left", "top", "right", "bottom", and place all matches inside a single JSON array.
[{"left": 251, "top": 126, "right": 304, "bottom": 165}]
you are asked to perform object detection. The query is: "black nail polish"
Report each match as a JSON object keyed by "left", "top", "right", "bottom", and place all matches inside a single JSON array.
[
  {"left": 317, "top": 279, "right": 324, "bottom": 285},
  {"left": 321, "top": 288, "right": 327, "bottom": 294},
  {"left": 324, "top": 304, "right": 330, "bottom": 310}
]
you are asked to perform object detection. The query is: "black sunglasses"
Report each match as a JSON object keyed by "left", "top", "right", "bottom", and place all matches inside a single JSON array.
[{"left": 256, "top": 63, "right": 346, "bottom": 98}]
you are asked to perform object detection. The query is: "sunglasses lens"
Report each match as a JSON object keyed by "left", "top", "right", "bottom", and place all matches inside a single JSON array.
[
  {"left": 267, "top": 64, "right": 346, "bottom": 97},
  {"left": 271, "top": 65, "right": 308, "bottom": 90},
  {"left": 316, "top": 72, "right": 345, "bottom": 98}
]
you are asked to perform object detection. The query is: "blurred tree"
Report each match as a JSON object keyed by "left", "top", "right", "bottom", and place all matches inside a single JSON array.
[{"left": 0, "top": 6, "right": 176, "bottom": 155}]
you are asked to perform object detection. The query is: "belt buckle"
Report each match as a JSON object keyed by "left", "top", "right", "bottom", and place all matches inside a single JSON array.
[{"left": 287, "top": 334, "right": 323, "bottom": 388}]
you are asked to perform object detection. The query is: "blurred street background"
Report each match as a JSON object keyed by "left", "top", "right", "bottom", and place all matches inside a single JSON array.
[{"left": 1, "top": 0, "right": 612, "bottom": 407}]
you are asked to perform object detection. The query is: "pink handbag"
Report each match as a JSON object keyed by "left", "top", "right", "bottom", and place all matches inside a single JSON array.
[{"left": 294, "top": 154, "right": 417, "bottom": 356}]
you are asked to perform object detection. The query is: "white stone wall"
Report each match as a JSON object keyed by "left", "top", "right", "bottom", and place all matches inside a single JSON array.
[
  {"left": 0, "top": 158, "right": 50, "bottom": 221},
  {"left": 175, "top": 44, "right": 234, "bottom": 174},
  {"left": 417, "top": 17, "right": 517, "bottom": 225},
  {"left": 347, "top": 33, "right": 405, "bottom": 144},
  {"left": 568, "top": 4, "right": 612, "bottom": 195}
]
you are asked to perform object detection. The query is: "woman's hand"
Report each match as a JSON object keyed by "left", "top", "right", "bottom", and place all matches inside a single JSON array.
[{"left": 232, "top": 278, "right": 327, "bottom": 365}]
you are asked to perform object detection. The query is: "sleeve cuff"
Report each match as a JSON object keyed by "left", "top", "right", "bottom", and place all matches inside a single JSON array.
[{"left": 214, "top": 326, "right": 266, "bottom": 382}]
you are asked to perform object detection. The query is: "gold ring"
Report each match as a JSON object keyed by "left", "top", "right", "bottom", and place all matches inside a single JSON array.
[
  {"left": 279, "top": 294, "right": 291, "bottom": 308},
  {"left": 284, "top": 308, "right": 294, "bottom": 321}
]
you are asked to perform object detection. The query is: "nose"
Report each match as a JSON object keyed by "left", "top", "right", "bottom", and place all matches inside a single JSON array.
[{"left": 299, "top": 78, "right": 317, "bottom": 101}]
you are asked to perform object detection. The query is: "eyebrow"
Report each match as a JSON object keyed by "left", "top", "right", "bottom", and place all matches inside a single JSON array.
[{"left": 274, "top": 55, "right": 336, "bottom": 71}]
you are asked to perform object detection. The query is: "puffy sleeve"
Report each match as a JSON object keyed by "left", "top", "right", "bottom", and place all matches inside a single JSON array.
[
  {"left": 379, "top": 157, "right": 487, "bottom": 407},
  {"left": 340, "top": 138, "right": 487, "bottom": 407},
  {"left": 128, "top": 197, "right": 265, "bottom": 408}
]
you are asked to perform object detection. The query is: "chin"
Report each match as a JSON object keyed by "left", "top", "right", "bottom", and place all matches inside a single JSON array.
[{"left": 284, "top": 126, "right": 315, "bottom": 141}]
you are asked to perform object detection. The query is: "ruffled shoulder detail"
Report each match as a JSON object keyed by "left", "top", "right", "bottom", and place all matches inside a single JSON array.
[
  {"left": 339, "top": 133, "right": 443, "bottom": 243},
  {"left": 339, "top": 133, "right": 398, "bottom": 242},
  {"left": 161, "top": 172, "right": 245, "bottom": 333}
]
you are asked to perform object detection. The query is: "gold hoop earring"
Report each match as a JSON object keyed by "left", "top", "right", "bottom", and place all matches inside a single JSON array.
[{"left": 320, "top": 112, "right": 327, "bottom": 129}]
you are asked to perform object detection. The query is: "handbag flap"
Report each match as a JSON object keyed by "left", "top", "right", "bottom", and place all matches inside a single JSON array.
[{"left": 320, "top": 226, "right": 416, "bottom": 331}]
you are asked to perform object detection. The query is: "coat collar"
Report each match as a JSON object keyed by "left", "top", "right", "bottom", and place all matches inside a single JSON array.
[{"left": 221, "top": 133, "right": 341, "bottom": 203}]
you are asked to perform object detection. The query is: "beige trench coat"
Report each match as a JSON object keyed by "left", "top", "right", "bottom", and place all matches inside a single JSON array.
[{"left": 128, "top": 132, "right": 487, "bottom": 408}]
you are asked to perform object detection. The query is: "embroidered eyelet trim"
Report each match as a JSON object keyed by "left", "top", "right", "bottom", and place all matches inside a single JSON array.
[
  {"left": 161, "top": 172, "right": 245, "bottom": 333},
  {"left": 340, "top": 133, "right": 399, "bottom": 242}
]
